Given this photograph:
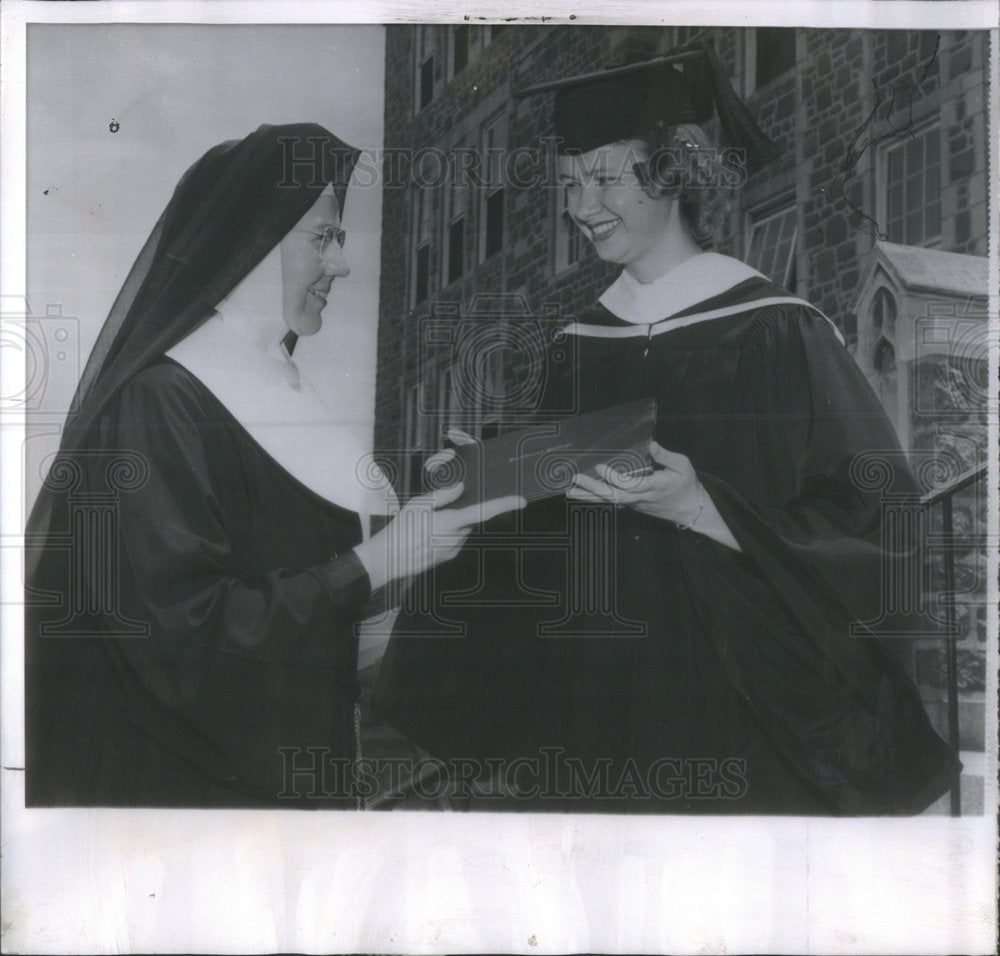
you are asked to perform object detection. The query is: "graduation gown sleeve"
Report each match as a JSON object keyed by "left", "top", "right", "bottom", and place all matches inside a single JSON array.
[{"left": 679, "top": 306, "right": 960, "bottom": 812}]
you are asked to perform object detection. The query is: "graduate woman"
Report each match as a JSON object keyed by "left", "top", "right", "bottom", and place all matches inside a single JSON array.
[
  {"left": 374, "top": 48, "right": 960, "bottom": 814},
  {"left": 25, "top": 123, "right": 523, "bottom": 807}
]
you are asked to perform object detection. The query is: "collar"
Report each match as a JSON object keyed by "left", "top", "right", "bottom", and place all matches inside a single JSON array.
[
  {"left": 167, "top": 316, "right": 398, "bottom": 524},
  {"left": 598, "top": 252, "right": 766, "bottom": 324},
  {"left": 566, "top": 252, "right": 842, "bottom": 344}
]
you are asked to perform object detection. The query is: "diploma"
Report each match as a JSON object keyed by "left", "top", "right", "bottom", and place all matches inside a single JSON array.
[{"left": 445, "top": 397, "right": 657, "bottom": 508}]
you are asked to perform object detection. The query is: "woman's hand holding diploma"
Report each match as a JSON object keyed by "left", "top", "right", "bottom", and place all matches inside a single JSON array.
[{"left": 566, "top": 440, "right": 742, "bottom": 552}]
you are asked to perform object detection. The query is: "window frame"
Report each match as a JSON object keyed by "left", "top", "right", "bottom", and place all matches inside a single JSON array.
[
  {"left": 415, "top": 26, "right": 437, "bottom": 112},
  {"left": 448, "top": 24, "right": 490, "bottom": 79},
  {"left": 478, "top": 111, "right": 507, "bottom": 263},
  {"left": 411, "top": 182, "right": 437, "bottom": 307},
  {"left": 553, "top": 178, "right": 585, "bottom": 274},
  {"left": 876, "top": 119, "right": 944, "bottom": 249},
  {"left": 443, "top": 149, "right": 471, "bottom": 287},
  {"left": 744, "top": 200, "right": 799, "bottom": 289},
  {"left": 744, "top": 27, "right": 797, "bottom": 96}
]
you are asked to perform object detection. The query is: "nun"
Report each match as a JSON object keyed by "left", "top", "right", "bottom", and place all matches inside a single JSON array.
[
  {"left": 373, "top": 47, "right": 960, "bottom": 814},
  {"left": 25, "top": 123, "right": 523, "bottom": 807}
]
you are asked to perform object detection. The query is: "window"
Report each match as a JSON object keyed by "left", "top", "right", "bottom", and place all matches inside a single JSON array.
[
  {"left": 403, "top": 365, "right": 464, "bottom": 496},
  {"left": 746, "top": 28, "right": 796, "bottom": 94},
  {"left": 450, "top": 25, "right": 489, "bottom": 78},
  {"left": 871, "top": 287, "right": 899, "bottom": 421},
  {"left": 447, "top": 219, "right": 466, "bottom": 284},
  {"left": 412, "top": 184, "right": 436, "bottom": 305},
  {"left": 444, "top": 153, "right": 471, "bottom": 285},
  {"left": 453, "top": 25, "right": 470, "bottom": 75},
  {"left": 484, "top": 190, "right": 504, "bottom": 259},
  {"left": 479, "top": 113, "right": 506, "bottom": 262},
  {"left": 415, "top": 244, "right": 431, "bottom": 305},
  {"left": 745, "top": 204, "right": 797, "bottom": 288},
  {"left": 416, "top": 27, "right": 437, "bottom": 110},
  {"left": 403, "top": 381, "right": 428, "bottom": 496},
  {"left": 554, "top": 183, "right": 584, "bottom": 272},
  {"left": 880, "top": 123, "right": 942, "bottom": 247}
]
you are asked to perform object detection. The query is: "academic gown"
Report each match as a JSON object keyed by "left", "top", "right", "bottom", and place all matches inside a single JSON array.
[
  {"left": 26, "top": 358, "right": 372, "bottom": 807},
  {"left": 373, "top": 271, "right": 961, "bottom": 814}
]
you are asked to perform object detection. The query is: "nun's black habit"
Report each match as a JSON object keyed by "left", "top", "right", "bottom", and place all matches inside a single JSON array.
[{"left": 25, "top": 124, "right": 377, "bottom": 807}]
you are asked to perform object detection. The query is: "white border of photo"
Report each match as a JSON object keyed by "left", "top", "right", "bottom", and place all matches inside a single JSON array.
[{"left": 1, "top": 2, "right": 997, "bottom": 954}]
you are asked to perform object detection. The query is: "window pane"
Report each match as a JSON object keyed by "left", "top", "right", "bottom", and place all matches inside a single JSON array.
[
  {"left": 886, "top": 148, "right": 904, "bottom": 230},
  {"left": 485, "top": 188, "right": 504, "bottom": 258},
  {"left": 925, "top": 128, "right": 940, "bottom": 165},
  {"left": 415, "top": 243, "right": 430, "bottom": 303},
  {"left": 746, "top": 206, "right": 796, "bottom": 285},
  {"left": 762, "top": 218, "right": 782, "bottom": 275},
  {"left": 568, "top": 217, "right": 582, "bottom": 265},
  {"left": 925, "top": 196, "right": 941, "bottom": 239},
  {"left": 448, "top": 217, "right": 465, "bottom": 283},
  {"left": 756, "top": 28, "right": 796, "bottom": 88},
  {"left": 453, "top": 26, "right": 469, "bottom": 74},
  {"left": 880, "top": 125, "right": 941, "bottom": 245},
  {"left": 420, "top": 57, "right": 434, "bottom": 108}
]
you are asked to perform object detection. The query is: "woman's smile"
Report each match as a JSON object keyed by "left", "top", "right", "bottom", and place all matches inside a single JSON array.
[
  {"left": 281, "top": 189, "right": 350, "bottom": 335},
  {"left": 557, "top": 140, "right": 678, "bottom": 280},
  {"left": 584, "top": 216, "right": 623, "bottom": 241}
]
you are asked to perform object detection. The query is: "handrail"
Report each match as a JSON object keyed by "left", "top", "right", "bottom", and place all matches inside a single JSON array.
[
  {"left": 920, "top": 462, "right": 989, "bottom": 508},
  {"left": 918, "top": 460, "right": 988, "bottom": 816}
]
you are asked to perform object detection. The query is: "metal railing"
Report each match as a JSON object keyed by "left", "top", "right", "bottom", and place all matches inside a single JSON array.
[{"left": 920, "top": 461, "right": 989, "bottom": 816}]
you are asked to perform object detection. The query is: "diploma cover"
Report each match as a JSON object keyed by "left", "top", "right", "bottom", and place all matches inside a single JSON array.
[{"left": 447, "top": 397, "right": 657, "bottom": 508}]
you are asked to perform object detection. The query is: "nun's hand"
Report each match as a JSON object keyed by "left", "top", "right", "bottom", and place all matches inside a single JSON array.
[
  {"left": 566, "top": 442, "right": 741, "bottom": 551},
  {"left": 568, "top": 442, "right": 703, "bottom": 523},
  {"left": 423, "top": 428, "right": 478, "bottom": 476},
  {"left": 353, "top": 481, "right": 525, "bottom": 592}
]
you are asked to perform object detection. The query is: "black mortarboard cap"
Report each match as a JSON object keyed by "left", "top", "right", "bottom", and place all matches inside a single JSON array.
[{"left": 517, "top": 44, "right": 781, "bottom": 170}]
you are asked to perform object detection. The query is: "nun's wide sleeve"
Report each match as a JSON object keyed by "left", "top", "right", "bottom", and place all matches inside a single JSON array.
[
  {"left": 71, "top": 364, "right": 373, "bottom": 798},
  {"left": 104, "top": 368, "right": 370, "bottom": 656}
]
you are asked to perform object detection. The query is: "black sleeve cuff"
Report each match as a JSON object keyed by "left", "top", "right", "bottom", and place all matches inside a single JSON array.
[{"left": 307, "top": 549, "right": 372, "bottom": 615}]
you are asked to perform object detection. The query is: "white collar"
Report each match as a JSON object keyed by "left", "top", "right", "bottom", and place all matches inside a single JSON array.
[
  {"left": 167, "top": 319, "right": 397, "bottom": 526},
  {"left": 598, "top": 252, "right": 767, "bottom": 325}
]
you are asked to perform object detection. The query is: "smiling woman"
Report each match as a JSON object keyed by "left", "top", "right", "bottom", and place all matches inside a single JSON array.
[
  {"left": 557, "top": 140, "right": 704, "bottom": 282},
  {"left": 374, "top": 46, "right": 961, "bottom": 815},
  {"left": 24, "top": 123, "right": 524, "bottom": 807},
  {"left": 280, "top": 192, "right": 351, "bottom": 336}
]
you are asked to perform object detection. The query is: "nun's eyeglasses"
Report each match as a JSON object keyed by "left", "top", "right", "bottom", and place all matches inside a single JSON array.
[{"left": 293, "top": 224, "right": 347, "bottom": 254}]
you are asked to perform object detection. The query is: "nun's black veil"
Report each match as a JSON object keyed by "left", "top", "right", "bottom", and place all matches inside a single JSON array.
[{"left": 26, "top": 123, "right": 360, "bottom": 574}]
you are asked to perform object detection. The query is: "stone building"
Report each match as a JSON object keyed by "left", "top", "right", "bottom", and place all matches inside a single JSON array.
[{"left": 370, "top": 25, "right": 990, "bottom": 792}]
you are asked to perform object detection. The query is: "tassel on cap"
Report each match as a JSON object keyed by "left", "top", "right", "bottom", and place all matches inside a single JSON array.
[{"left": 698, "top": 42, "right": 783, "bottom": 171}]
